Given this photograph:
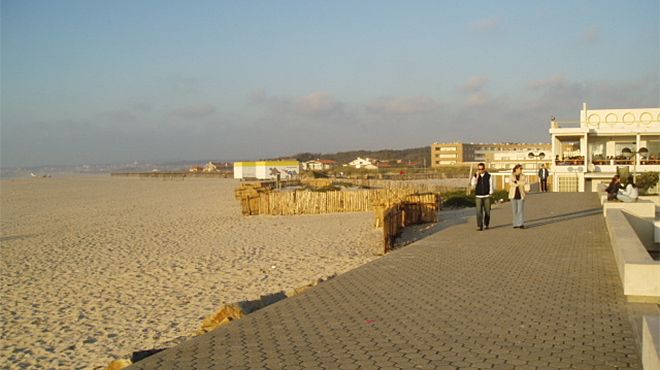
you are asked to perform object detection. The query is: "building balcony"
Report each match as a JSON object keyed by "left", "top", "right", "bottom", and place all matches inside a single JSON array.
[
  {"left": 591, "top": 159, "right": 634, "bottom": 166},
  {"left": 555, "top": 159, "right": 585, "bottom": 166},
  {"left": 586, "top": 163, "right": 659, "bottom": 174}
]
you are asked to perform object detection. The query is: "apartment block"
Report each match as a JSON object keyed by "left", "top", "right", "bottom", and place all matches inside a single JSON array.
[{"left": 431, "top": 142, "right": 552, "bottom": 170}]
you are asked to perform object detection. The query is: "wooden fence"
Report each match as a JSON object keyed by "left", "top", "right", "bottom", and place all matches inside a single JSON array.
[
  {"left": 300, "top": 178, "right": 451, "bottom": 193},
  {"left": 237, "top": 187, "right": 440, "bottom": 216},
  {"left": 235, "top": 182, "right": 442, "bottom": 253},
  {"left": 377, "top": 201, "right": 439, "bottom": 254}
]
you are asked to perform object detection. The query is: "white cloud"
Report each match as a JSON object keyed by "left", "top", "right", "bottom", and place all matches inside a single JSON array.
[
  {"left": 580, "top": 26, "right": 600, "bottom": 44},
  {"left": 466, "top": 93, "right": 492, "bottom": 108},
  {"left": 456, "top": 76, "right": 490, "bottom": 93},
  {"left": 248, "top": 90, "right": 345, "bottom": 118},
  {"left": 470, "top": 17, "right": 502, "bottom": 32},
  {"left": 294, "top": 92, "right": 342, "bottom": 115},
  {"left": 366, "top": 96, "right": 441, "bottom": 115},
  {"left": 526, "top": 74, "right": 572, "bottom": 90},
  {"left": 170, "top": 104, "right": 216, "bottom": 118}
]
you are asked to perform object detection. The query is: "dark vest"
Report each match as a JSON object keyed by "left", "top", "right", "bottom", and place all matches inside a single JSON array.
[{"left": 475, "top": 173, "right": 491, "bottom": 196}]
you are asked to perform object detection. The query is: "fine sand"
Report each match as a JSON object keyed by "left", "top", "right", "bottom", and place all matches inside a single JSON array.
[{"left": 1, "top": 176, "right": 386, "bottom": 369}]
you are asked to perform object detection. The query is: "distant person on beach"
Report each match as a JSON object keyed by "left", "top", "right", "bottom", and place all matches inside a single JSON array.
[
  {"left": 471, "top": 162, "right": 492, "bottom": 231},
  {"left": 537, "top": 164, "right": 549, "bottom": 192},
  {"left": 605, "top": 175, "right": 623, "bottom": 201},
  {"left": 617, "top": 175, "right": 639, "bottom": 202},
  {"left": 508, "top": 164, "right": 528, "bottom": 229}
]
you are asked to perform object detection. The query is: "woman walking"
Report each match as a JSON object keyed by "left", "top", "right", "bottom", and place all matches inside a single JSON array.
[{"left": 508, "top": 164, "right": 528, "bottom": 228}]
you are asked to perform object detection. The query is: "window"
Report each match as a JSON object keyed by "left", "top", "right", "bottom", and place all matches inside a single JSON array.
[
  {"left": 439, "top": 154, "right": 457, "bottom": 158},
  {"left": 440, "top": 147, "right": 456, "bottom": 151},
  {"left": 558, "top": 175, "right": 579, "bottom": 192}
]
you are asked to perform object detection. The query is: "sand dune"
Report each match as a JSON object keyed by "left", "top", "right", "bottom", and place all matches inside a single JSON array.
[{"left": 1, "top": 176, "right": 383, "bottom": 369}]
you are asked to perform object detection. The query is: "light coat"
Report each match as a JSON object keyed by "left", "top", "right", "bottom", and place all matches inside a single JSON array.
[{"left": 508, "top": 174, "right": 528, "bottom": 200}]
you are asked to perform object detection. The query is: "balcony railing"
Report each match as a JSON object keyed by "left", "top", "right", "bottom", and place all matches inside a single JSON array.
[
  {"left": 555, "top": 159, "right": 585, "bottom": 166},
  {"left": 591, "top": 159, "right": 633, "bottom": 166},
  {"left": 590, "top": 159, "right": 659, "bottom": 166}
]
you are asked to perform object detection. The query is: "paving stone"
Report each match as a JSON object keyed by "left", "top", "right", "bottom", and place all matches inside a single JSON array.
[{"left": 126, "top": 193, "right": 643, "bottom": 370}]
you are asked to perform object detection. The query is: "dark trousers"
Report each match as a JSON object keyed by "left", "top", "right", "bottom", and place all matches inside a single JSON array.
[
  {"left": 475, "top": 196, "right": 491, "bottom": 228},
  {"left": 540, "top": 178, "right": 548, "bottom": 192}
]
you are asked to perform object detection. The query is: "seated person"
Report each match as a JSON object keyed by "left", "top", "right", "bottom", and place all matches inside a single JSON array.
[
  {"left": 605, "top": 175, "right": 622, "bottom": 201},
  {"left": 616, "top": 175, "right": 639, "bottom": 203}
]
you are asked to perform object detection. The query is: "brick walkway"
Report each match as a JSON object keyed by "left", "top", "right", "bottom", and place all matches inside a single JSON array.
[{"left": 129, "top": 193, "right": 642, "bottom": 370}]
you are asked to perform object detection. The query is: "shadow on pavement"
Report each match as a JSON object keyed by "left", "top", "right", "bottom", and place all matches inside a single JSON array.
[{"left": 395, "top": 207, "right": 473, "bottom": 247}]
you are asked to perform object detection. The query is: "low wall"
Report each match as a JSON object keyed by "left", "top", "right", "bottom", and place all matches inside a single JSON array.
[
  {"left": 605, "top": 209, "right": 660, "bottom": 302},
  {"left": 639, "top": 195, "right": 660, "bottom": 207},
  {"left": 643, "top": 316, "right": 660, "bottom": 370},
  {"left": 603, "top": 199, "right": 656, "bottom": 218}
]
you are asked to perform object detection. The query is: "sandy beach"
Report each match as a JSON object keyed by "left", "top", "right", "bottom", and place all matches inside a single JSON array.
[{"left": 1, "top": 176, "right": 388, "bottom": 369}]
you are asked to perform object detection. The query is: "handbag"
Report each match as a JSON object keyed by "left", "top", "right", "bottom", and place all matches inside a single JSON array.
[{"left": 523, "top": 183, "right": 531, "bottom": 192}]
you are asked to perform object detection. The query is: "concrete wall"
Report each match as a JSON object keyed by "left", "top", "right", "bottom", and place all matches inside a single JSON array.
[
  {"left": 642, "top": 316, "right": 660, "bottom": 370},
  {"left": 603, "top": 200, "right": 656, "bottom": 218},
  {"left": 605, "top": 209, "right": 660, "bottom": 301}
]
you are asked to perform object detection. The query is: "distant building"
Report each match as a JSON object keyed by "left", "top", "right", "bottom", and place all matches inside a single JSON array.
[
  {"left": 302, "top": 159, "right": 337, "bottom": 171},
  {"left": 234, "top": 161, "right": 300, "bottom": 180},
  {"left": 347, "top": 157, "right": 378, "bottom": 170},
  {"left": 430, "top": 142, "right": 552, "bottom": 171},
  {"left": 189, "top": 166, "right": 204, "bottom": 173},
  {"left": 550, "top": 103, "right": 660, "bottom": 192},
  {"left": 203, "top": 161, "right": 232, "bottom": 173}
]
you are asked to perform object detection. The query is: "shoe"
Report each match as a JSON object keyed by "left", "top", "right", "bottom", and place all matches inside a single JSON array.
[
  {"left": 519, "top": 225, "right": 525, "bottom": 229},
  {"left": 484, "top": 226, "right": 489, "bottom": 230},
  {"left": 477, "top": 227, "right": 483, "bottom": 231},
  {"left": 513, "top": 226, "right": 519, "bottom": 229}
]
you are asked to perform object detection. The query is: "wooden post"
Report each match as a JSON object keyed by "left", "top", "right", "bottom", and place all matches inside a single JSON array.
[{"left": 466, "top": 164, "right": 474, "bottom": 196}]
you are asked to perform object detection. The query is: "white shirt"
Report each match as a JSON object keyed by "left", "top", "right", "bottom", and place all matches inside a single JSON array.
[
  {"left": 618, "top": 184, "right": 639, "bottom": 199},
  {"left": 471, "top": 173, "right": 493, "bottom": 198}
]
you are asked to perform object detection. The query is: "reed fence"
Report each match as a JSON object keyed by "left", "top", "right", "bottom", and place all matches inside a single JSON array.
[
  {"left": 236, "top": 187, "right": 440, "bottom": 216},
  {"left": 235, "top": 182, "right": 442, "bottom": 253},
  {"left": 300, "top": 178, "right": 455, "bottom": 193},
  {"left": 376, "top": 201, "right": 439, "bottom": 253}
]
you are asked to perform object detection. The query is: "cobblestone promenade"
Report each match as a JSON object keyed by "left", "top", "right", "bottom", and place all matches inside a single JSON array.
[{"left": 129, "top": 192, "right": 642, "bottom": 370}]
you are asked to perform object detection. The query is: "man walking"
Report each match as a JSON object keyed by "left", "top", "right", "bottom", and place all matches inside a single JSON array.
[
  {"left": 471, "top": 163, "right": 493, "bottom": 231},
  {"left": 538, "top": 164, "right": 549, "bottom": 192}
]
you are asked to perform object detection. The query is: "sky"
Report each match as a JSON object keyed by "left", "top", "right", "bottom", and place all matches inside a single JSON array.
[{"left": 1, "top": 0, "right": 659, "bottom": 167}]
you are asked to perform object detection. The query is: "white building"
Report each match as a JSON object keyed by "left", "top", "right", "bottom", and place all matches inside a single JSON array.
[
  {"left": 234, "top": 161, "right": 300, "bottom": 180},
  {"left": 549, "top": 103, "right": 660, "bottom": 192},
  {"left": 347, "top": 157, "right": 378, "bottom": 170},
  {"left": 302, "top": 159, "right": 337, "bottom": 171}
]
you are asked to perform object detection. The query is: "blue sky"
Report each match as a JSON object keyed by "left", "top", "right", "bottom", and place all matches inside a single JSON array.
[{"left": 2, "top": 0, "right": 659, "bottom": 167}]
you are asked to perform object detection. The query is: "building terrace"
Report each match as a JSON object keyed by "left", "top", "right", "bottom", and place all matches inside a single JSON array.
[{"left": 550, "top": 103, "right": 660, "bottom": 192}]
